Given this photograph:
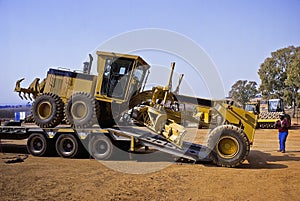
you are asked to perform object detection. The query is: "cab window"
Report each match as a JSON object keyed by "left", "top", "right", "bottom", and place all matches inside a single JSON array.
[{"left": 101, "top": 57, "right": 134, "bottom": 99}]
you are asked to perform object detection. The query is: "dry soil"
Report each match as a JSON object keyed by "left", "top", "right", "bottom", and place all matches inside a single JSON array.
[{"left": 0, "top": 124, "right": 300, "bottom": 201}]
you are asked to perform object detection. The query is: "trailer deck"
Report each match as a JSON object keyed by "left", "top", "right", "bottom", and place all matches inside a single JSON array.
[{"left": 0, "top": 124, "right": 210, "bottom": 162}]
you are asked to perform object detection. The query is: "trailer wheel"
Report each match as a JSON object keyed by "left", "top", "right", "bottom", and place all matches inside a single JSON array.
[
  {"left": 206, "top": 125, "right": 250, "bottom": 168},
  {"left": 55, "top": 134, "right": 79, "bottom": 158},
  {"left": 27, "top": 133, "right": 48, "bottom": 156},
  {"left": 32, "top": 93, "right": 64, "bottom": 128},
  {"left": 65, "top": 92, "right": 99, "bottom": 128},
  {"left": 89, "top": 135, "right": 114, "bottom": 160}
]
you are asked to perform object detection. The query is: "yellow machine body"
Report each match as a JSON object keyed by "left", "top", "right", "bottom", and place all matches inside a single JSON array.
[{"left": 42, "top": 69, "right": 97, "bottom": 103}]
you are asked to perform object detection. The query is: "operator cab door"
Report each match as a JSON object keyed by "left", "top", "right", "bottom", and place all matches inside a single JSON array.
[{"left": 100, "top": 57, "right": 134, "bottom": 100}]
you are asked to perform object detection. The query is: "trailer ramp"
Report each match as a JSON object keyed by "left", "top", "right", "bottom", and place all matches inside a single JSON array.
[{"left": 108, "top": 127, "right": 211, "bottom": 162}]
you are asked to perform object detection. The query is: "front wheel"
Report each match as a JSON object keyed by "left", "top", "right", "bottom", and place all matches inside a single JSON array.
[{"left": 206, "top": 125, "right": 250, "bottom": 168}]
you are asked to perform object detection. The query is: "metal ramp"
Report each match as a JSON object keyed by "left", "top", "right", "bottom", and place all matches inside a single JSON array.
[{"left": 108, "top": 127, "right": 211, "bottom": 162}]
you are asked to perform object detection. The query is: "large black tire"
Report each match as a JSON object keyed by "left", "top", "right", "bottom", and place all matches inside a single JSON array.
[
  {"left": 88, "top": 135, "right": 114, "bottom": 160},
  {"left": 27, "top": 133, "right": 52, "bottom": 156},
  {"left": 55, "top": 134, "right": 79, "bottom": 158},
  {"left": 64, "top": 92, "right": 99, "bottom": 128},
  {"left": 32, "top": 93, "right": 64, "bottom": 128},
  {"left": 206, "top": 125, "right": 250, "bottom": 168}
]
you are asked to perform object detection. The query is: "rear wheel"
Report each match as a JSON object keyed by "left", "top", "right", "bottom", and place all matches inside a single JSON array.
[
  {"left": 55, "top": 134, "right": 79, "bottom": 158},
  {"left": 65, "top": 92, "right": 99, "bottom": 128},
  {"left": 206, "top": 125, "right": 250, "bottom": 167},
  {"left": 27, "top": 133, "right": 51, "bottom": 156},
  {"left": 32, "top": 93, "right": 64, "bottom": 128}
]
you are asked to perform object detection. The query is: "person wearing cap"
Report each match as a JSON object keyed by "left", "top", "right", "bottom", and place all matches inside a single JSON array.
[{"left": 275, "top": 114, "right": 289, "bottom": 153}]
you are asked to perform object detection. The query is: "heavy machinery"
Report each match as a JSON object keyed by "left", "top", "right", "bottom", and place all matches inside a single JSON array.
[
  {"left": 244, "top": 99, "right": 291, "bottom": 128},
  {"left": 8, "top": 51, "right": 258, "bottom": 167}
]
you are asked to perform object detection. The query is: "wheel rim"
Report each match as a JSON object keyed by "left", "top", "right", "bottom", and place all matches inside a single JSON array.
[
  {"left": 59, "top": 138, "right": 75, "bottom": 155},
  {"left": 37, "top": 101, "right": 52, "bottom": 119},
  {"left": 217, "top": 136, "right": 239, "bottom": 158},
  {"left": 30, "top": 136, "right": 44, "bottom": 153},
  {"left": 71, "top": 101, "right": 88, "bottom": 120}
]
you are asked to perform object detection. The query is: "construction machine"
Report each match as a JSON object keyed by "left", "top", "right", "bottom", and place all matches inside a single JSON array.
[
  {"left": 244, "top": 99, "right": 291, "bottom": 128},
  {"left": 12, "top": 51, "right": 258, "bottom": 167}
]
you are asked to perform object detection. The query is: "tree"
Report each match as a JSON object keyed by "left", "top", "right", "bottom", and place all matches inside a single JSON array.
[
  {"left": 229, "top": 80, "right": 258, "bottom": 106},
  {"left": 285, "top": 47, "right": 300, "bottom": 117},
  {"left": 258, "top": 46, "right": 300, "bottom": 117}
]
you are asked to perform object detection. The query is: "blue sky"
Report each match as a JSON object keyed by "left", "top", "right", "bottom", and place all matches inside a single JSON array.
[{"left": 0, "top": 0, "right": 299, "bottom": 104}]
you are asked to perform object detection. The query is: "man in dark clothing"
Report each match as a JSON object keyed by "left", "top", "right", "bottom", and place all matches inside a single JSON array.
[{"left": 275, "top": 114, "right": 289, "bottom": 153}]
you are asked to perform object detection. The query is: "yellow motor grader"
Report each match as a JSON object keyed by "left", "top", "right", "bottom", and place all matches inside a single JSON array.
[{"left": 13, "top": 51, "right": 258, "bottom": 167}]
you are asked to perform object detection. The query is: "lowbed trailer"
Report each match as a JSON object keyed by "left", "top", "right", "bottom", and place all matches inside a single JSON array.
[{"left": 0, "top": 124, "right": 210, "bottom": 162}]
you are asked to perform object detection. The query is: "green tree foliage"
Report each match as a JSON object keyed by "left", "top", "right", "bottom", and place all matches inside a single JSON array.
[
  {"left": 258, "top": 46, "right": 300, "bottom": 117},
  {"left": 229, "top": 80, "right": 258, "bottom": 106}
]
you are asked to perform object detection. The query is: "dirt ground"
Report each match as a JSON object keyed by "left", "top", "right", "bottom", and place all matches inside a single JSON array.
[{"left": 0, "top": 123, "right": 300, "bottom": 201}]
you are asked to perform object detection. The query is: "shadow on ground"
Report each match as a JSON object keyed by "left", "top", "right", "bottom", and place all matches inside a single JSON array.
[
  {"left": 1, "top": 143, "right": 299, "bottom": 169},
  {"left": 239, "top": 150, "right": 300, "bottom": 169}
]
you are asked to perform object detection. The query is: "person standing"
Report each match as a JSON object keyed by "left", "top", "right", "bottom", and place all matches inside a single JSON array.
[{"left": 275, "top": 114, "right": 289, "bottom": 153}]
